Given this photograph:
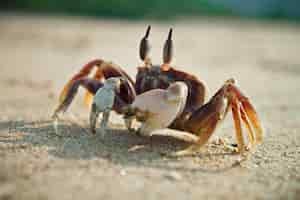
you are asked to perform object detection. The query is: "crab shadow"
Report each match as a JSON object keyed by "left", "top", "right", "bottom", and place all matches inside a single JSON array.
[{"left": 0, "top": 120, "right": 241, "bottom": 173}]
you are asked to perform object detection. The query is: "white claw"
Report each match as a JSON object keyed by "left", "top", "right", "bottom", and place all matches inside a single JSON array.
[
  {"left": 91, "top": 77, "right": 122, "bottom": 134},
  {"left": 130, "top": 81, "right": 188, "bottom": 135}
]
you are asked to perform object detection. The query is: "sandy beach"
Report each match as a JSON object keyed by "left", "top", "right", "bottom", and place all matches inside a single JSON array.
[{"left": 0, "top": 14, "right": 299, "bottom": 199}]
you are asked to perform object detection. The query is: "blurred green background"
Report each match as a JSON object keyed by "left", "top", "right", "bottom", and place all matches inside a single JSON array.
[{"left": 1, "top": 0, "right": 300, "bottom": 20}]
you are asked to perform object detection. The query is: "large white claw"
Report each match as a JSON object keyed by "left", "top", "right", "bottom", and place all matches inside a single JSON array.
[{"left": 131, "top": 82, "right": 188, "bottom": 135}]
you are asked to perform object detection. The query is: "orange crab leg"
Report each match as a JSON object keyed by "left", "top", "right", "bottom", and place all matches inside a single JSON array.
[
  {"left": 171, "top": 113, "right": 219, "bottom": 157},
  {"left": 231, "top": 99, "right": 245, "bottom": 152},
  {"left": 58, "top": 59, "right": 104, "bottom": 104},
  {"left": 239, "top": 105, "right": 255, "bottom": 146},
  {"left": 228, "top": 84, "right": 263, "bottom": 144},
  {"left": 228, "top": 82, "right": 263, "bottom": 151},
  {"left": 53, "top": 59, "right": 135, "bottom": 119},
  {"left": 53, "top": 78, "right": 104, "bottom": 119},
  {"left": 171, "top": 87, "right": 228, "bottom": 156},
  {"left": 84, "top": 67, "right": 104, "bottom": 107},
  {"left": 170, "top": 79, "right": 263, "bottom": 156},
  {"left": 240, "top": 100, "right": 263, "bottom": 143}
]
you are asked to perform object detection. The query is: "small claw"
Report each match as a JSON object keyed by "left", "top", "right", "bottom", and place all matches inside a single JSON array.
[
  {"left": 89, "top": 103, "right": 99, "bottom": 134},
  {"left": 99, "top": 110, "right": 110, "bottom": 137}
]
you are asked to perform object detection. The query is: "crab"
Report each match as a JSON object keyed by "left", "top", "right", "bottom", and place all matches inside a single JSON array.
[{"left": 52, "top": 26, "right": 263, "bottom": 156}]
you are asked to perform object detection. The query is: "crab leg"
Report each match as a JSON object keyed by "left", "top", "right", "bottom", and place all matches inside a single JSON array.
[
  {"left": 239, "top": 105, "right": 255, "bottom": 147},
  {"left": 172, "top": 109, "right": 221, "bottom": 156},
  {"left": 89, "top": 106, "right": 111, "bottom": 136},
  {"left": 231, "top": 99, "right": 245, "bottom": 153},
  {"left": 89, "top": 103, "right": 100, "bottom": 134},
  {"left": 169, "top": 86, "right": 227, "bottom": 156},
  {"left": 149, "top": 129, "right": 199, "bottom": 143},
  {"left": 240, "top": 100, "right": 263, "bottom": 143},
  {"left": 53, "top": 60, "right": 135, "bottom": 118},
  {"left": 84, "top": 67, "right": 104, "bottom": 107},
  {"left": 228, "top": 84, "right": 263, "bottom": 143},
  {"left": 52, "top": 78, "right": 103, "bottom": 119},
  {"left": 171, "top": 79, "right": 263, "bottom": 156}
]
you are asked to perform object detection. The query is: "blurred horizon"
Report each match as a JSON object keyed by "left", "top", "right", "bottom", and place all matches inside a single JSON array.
[{"left": 1, "top": 0, "right": 300, "bottom": 21}]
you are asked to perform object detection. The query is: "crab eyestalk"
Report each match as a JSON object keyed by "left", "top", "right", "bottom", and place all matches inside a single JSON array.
[
  {"left": 163, "top": 28, "right": 173, "bottom": 67},
  {"left": 139, "top": 25, "right": 151, "bottom": 66}
]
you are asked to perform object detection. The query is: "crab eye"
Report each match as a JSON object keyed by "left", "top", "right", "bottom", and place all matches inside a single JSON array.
[
  {"left": 163, "top": 28, "right": 173, "bottom": 64},
  {"left": 139, "top": 25, "right": 151, "bottom": 62}
]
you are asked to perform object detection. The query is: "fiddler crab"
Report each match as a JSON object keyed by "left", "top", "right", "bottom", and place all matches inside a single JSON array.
[{"left": 52, "top": 26, "right": 263, "bottom": 157}]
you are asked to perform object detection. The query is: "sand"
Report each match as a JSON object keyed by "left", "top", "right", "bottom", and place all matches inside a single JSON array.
[{"left": 0, "top": 14, "right": 299, "bottom": 199}]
